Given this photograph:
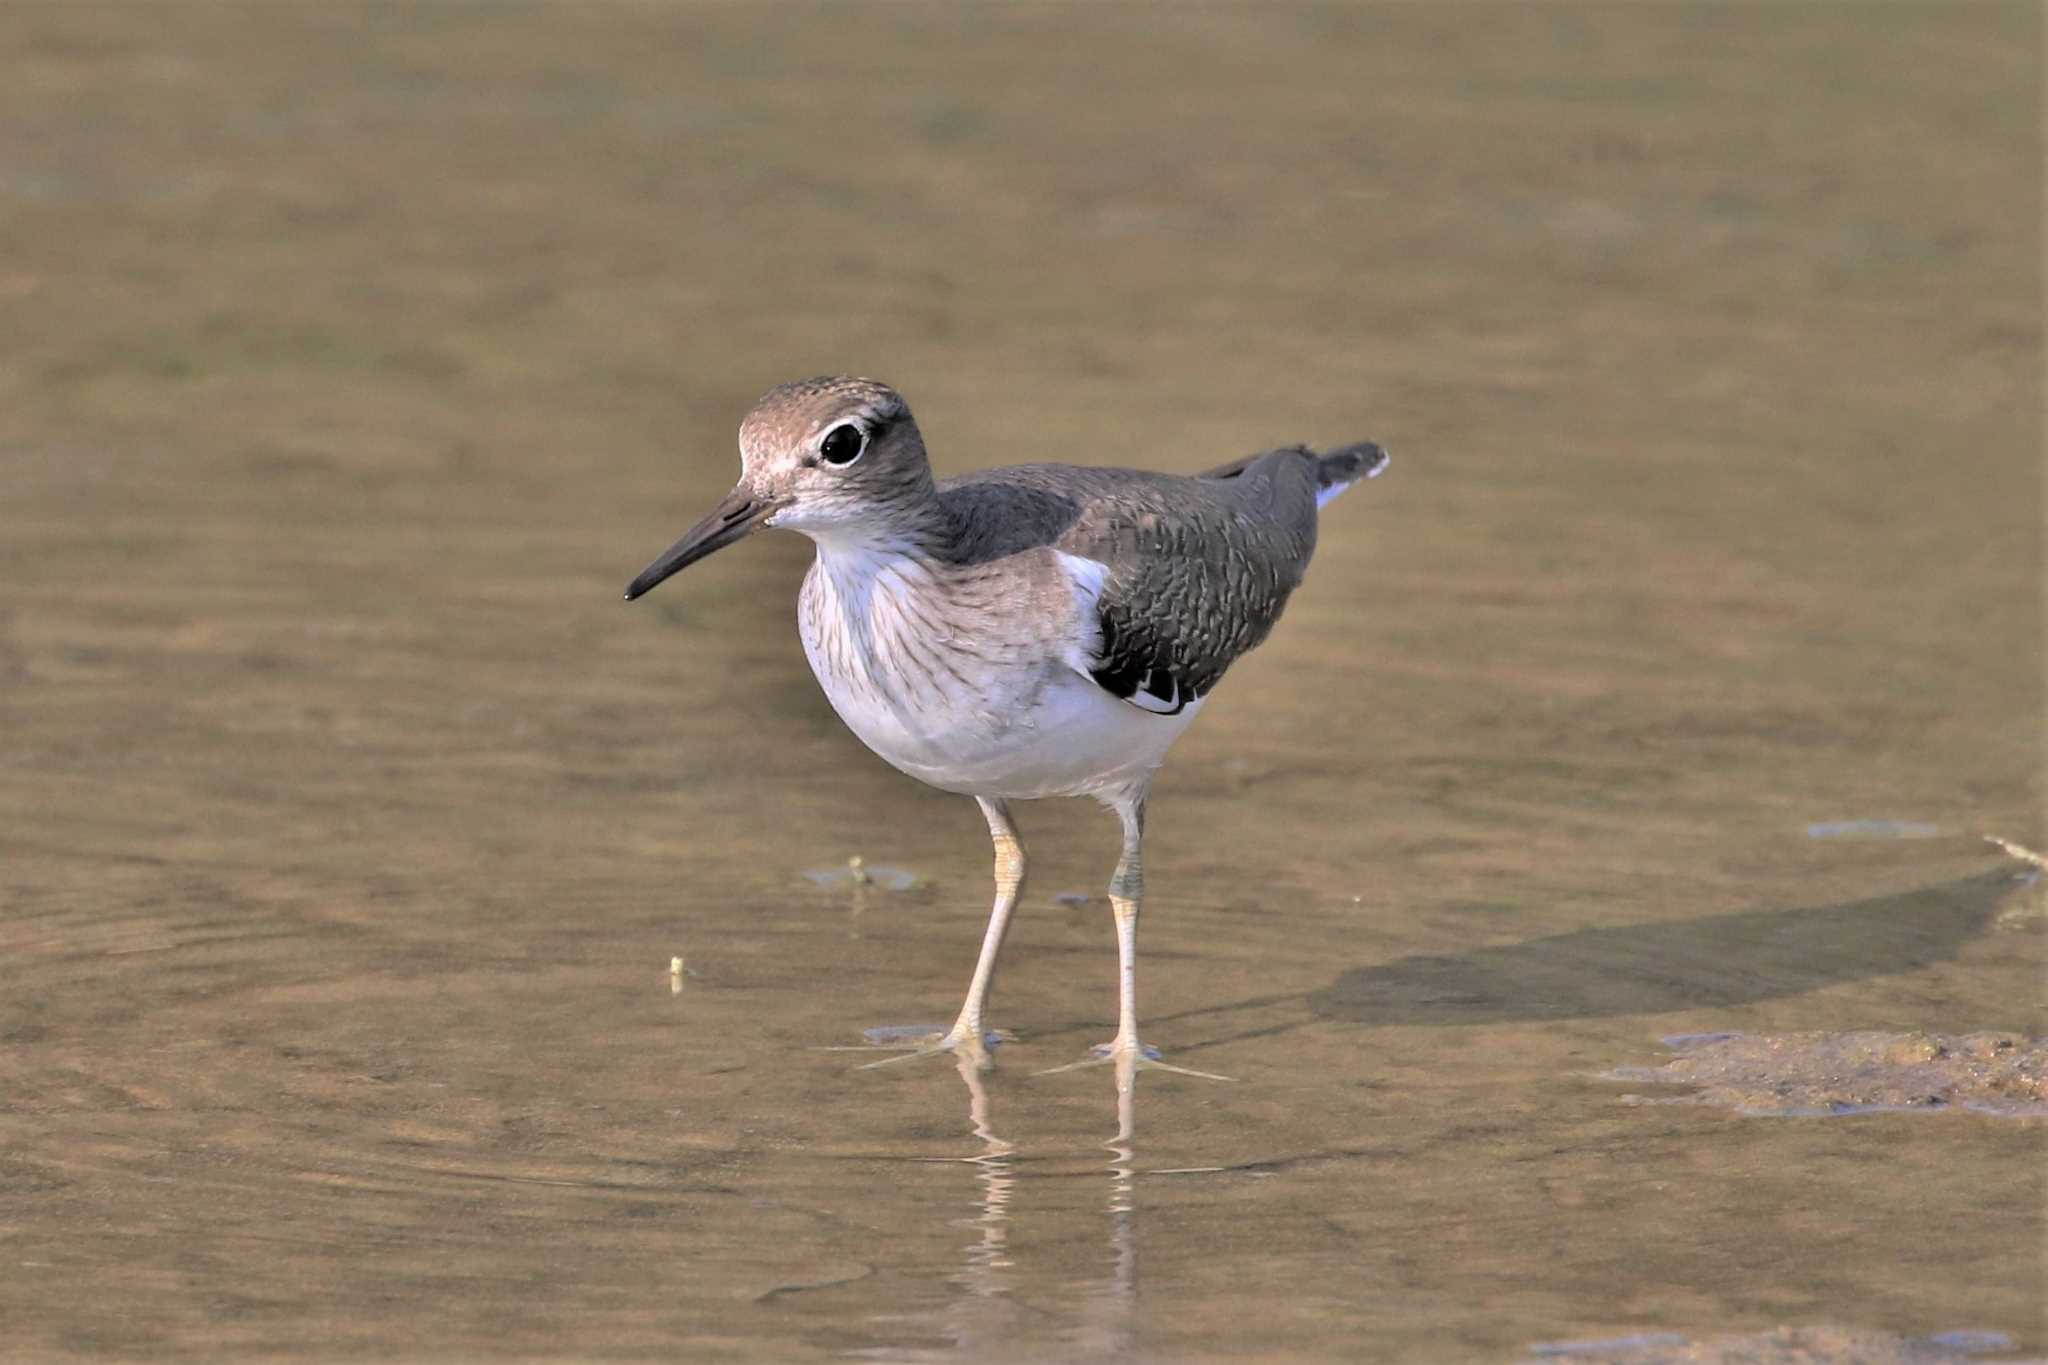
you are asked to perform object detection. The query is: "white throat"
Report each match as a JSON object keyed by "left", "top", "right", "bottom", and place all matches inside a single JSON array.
[{"left": 809, "top": 534, "right": 935, "bottom": 623}]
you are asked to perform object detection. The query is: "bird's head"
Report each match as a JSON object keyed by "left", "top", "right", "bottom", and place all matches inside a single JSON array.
[{"left": 625, "top": 376, "right": 933, "bottom": 600}]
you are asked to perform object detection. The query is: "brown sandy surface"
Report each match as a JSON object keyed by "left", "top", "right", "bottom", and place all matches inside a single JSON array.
[
  {"left": 1611, "top": 1031, "right": 2048, "bottom": 1116},
  {"left": 1, "top": 4, "right": 2040, "bottom": 1361},
  {"left": 1519, "top": 1325, "right": 2038, "bottom": 1365}
]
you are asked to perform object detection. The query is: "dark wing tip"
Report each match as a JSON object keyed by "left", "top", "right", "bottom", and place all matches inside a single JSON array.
[
  {"left": 1089, "top": 660, "right": 1188, "bottom": 716},
  {"left": 1085, "top": 612, "right": 1193, "bottom": 716}
]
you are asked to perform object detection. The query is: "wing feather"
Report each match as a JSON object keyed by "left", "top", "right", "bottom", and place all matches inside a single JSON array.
[
  {"left": 938, "top": 441, "right": 1377, "bottom": 715},
  {"left": 1049, "top": 451, "right": 1321, "bottom": 711}
]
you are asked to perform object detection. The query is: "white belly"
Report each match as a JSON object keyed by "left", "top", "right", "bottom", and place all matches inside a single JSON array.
[
  {"left": 796, "top": 547, "right": 1201, "bottom": 800},
  {"left": 823, "top": 657, "right": 1201, "bottom": 800}
]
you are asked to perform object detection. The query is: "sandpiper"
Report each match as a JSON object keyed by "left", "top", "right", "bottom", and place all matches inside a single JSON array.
[{"left": 626, "top": 377, "right": 1387, "bottom": 1079}]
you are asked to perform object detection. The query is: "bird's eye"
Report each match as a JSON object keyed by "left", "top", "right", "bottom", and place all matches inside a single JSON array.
[{"left": 819, "top": 424, "right": 866, "bottom": 466}]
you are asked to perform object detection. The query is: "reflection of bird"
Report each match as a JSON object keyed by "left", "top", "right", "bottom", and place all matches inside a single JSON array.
[{"left": 627, "top": 377, "right": 1387, "bottom": 1079}]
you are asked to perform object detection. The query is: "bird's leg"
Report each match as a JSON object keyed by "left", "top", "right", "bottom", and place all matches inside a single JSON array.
[
  {"left": 951, "top": 797, "right": 1026, "bottom": 1046},
  {"left": 1040, "top": 786, "right": 1231, "bottom": 1087},
  {"left": 858, "top": 797, "right": 1023, "bottom": 1072}
]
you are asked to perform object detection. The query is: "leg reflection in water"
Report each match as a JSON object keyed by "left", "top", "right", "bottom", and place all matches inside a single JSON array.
[
  {"left": 1068, "top": 1049, "right": 1140, "bottom": 1360},
  {"left": 874, "top": 1050, "right": 1174, "bottom": 1360},
  {"left": 878, "top": 1050, "right": 1028, "bottom": 1361},
  {"left": 947, "top": 1050, "right": 1017, "bottom": 1304}
]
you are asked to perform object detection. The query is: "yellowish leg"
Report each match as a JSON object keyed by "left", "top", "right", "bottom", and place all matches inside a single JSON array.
[
  {"left": 1040, "top": 786, "right": 1232, "bottom": 1088},
  {"left": 857, "top": 797, "right": 1023, "bottom": 1072}
]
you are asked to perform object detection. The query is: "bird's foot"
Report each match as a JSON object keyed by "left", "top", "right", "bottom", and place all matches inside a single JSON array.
[
  {"left": 1036, "top": 1037, "right": 1233, "bottom": 1083},
  {"left": 828, "top": 1022, "right": 1011, "bottom": 1072}
]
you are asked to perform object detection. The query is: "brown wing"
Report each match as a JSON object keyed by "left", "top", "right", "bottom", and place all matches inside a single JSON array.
[
  {"left": 1057, "top": 450, "right": 1322, "bottom": 712},
  {"left": 937, "top": 441, "right": 1382, "bottom": 712},
  {"left": 934, "top": 454, "right": 1315, "bottom": 715}
]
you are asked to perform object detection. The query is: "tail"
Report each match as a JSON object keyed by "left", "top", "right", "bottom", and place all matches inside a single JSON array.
[
  {"left": 1198, "top": 439, "right": 1390, "bottom": 509},
  {"left": 1312, "top": 441, "right": 1390, "bottom": 508}
]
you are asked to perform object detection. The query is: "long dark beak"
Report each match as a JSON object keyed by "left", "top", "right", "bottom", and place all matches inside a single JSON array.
[{"left": 623, "top": 485, "right": 783, "bottom": 601}]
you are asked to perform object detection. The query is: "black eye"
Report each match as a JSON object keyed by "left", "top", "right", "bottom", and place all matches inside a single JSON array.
[{"left": 819, "top": 424, "right": 866, "bottom": 466}]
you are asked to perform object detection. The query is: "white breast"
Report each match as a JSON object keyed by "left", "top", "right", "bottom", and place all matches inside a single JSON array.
[{"left": 796, "top": 543, "right": 1201, "bottom": 800}]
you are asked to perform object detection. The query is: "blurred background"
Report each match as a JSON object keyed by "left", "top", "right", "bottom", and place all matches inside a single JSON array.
[{"left": 2, "top": 5, "right": 2040, "bottom": 1362}]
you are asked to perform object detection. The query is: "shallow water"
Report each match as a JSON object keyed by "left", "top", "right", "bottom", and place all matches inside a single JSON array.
[{"left": 2, "top": 5, "right": 2041, "bottom": 1361}]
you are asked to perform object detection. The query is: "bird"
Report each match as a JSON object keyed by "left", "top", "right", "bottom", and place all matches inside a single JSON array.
[{"left": 625, "top": 377, "right": 1387, "bottom": 1080}]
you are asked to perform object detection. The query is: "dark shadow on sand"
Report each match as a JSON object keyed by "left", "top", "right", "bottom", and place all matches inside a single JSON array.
[{"left": 1304, "top": 869, "right": 2020, "bottom": 1027}]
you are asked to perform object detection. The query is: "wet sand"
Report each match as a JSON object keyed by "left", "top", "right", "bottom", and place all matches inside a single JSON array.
[
  {"left": 1517, "top": 1325, "right": 2031, "bottom": 1365},
  {"left": 1610, "top": 1030, "right": 2048, "bottom": 1117},
  {"left": 2, "top": 5, "right": 2041, "bottom": 1361}
]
